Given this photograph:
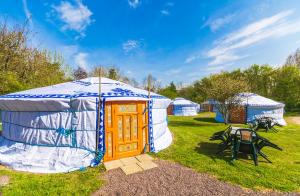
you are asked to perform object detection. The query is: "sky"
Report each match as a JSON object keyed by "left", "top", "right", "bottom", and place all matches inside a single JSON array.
[{"left": 1, "top": 0, "right": 300, "bottom": 85}]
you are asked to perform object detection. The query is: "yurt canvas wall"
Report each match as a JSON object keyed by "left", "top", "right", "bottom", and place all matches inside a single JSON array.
[
  {"left": 170, "top": 98, "right": 199, "bottom": 116},
  {"left": 215, "top": 93, "right": 286, "bottom": 125},
  {"left": 0, "top": 77, "right": 172, "bottom": 173}
]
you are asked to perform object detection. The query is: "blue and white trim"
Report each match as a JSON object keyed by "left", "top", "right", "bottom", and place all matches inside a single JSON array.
[
  {"left": 98, "top": 98, "right": 105, "bottom": 153},
  {"left": 148, "top": 99, "right": 155, "bottom": 152}
]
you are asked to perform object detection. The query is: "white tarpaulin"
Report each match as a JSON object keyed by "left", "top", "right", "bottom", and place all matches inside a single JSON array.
[
  {"left": 171, "top": 98, "right": 199, "bottom": 116},
  {"left": 215, "top": 93, "right": 286, "bottom": 125},
  {"left": 0, "top": 77, "right": 172, "bottom": 173}
]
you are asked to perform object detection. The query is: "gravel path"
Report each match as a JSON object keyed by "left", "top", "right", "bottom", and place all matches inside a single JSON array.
[
  {"left": 93, "top": 160, "right": 296, "bottom": 196},
  {"left": 288, "top": 117, "right": 300, "bottom": 125}
]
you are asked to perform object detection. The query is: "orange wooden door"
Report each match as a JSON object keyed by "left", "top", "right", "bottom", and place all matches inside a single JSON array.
[
  {"left": 230, "top": 106, "right": 246, "bottom": 124},
  {"left": 104, "top": 101, "right": 148, "bottom": 161}
]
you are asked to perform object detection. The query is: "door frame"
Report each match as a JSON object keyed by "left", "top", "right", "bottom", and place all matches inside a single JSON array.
[{"left": 103, "top": 101, "right": 148, "bottom": 161}]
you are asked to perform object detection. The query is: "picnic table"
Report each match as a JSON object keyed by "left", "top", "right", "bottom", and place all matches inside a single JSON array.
[{"left": 210, "top": 126, "right": 282, "bottom": 165}]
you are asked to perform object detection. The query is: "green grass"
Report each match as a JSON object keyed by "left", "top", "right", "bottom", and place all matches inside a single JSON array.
[
  {"left": 156, "top": 112, "right": 300, "bottom": 192},
  {"left": 0, "top": 120, "right": 105, "bottom": 195},
  {"left": 0, "top": 113, "right": 299, "bottom": 194},
  {"left": 0, "top": 164, "right": 105, "bottom": 195}
]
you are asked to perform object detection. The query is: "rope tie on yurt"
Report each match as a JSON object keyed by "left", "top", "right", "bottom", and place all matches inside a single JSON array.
[{"left": 56, "top": 127, "right": 75, "bottom": 136}]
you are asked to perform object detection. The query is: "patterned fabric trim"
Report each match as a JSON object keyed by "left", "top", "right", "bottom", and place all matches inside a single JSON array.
[
  {"left": 0, "top": 92, "right": 165, "bottom": 99},
  {"left": 98, "top": 98, "right": 105, "bottom": 153},
  {"left": 148, "top": 99, "right": 155, "bottom": 152}
]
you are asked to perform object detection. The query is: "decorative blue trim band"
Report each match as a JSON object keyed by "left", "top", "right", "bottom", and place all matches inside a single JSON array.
[
  {"left": 148, "top": 99, "right": 155, "bottom": 152},
  {"left": 98, "top": 98, "right": 105, "bottom": 153},
  {"left": 0, "top": 88, "right": 166, "bottom": 100},
  {"left": 0, "top": 93, "right": 165, "bottom": 99}
]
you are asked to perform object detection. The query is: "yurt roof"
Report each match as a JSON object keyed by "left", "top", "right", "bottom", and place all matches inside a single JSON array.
[
  {"left": 172, "top": 98, "right": 197, "bottom": 106},
  {"left": 0, "top": 77, "right": 165, "bottom": 100},
  {"left": 237, "top": 93, "right": 284, "bottom": 107},
  {"left": 0, "top": 77, "right": 169, "bottom": 111}
]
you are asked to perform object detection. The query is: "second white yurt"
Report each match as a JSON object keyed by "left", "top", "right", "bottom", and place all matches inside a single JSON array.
[
  {"left": 0, "top": 77, "right": 172, "bottom": 173},
  {"left": 215, "top": 93, "right": 286, "bottom": 125},
  {"left": 168, "top": 98, "right": 199, "bottom": 116}
]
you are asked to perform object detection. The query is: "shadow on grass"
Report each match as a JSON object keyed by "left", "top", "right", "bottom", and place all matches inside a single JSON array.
[
  {"left": 169, "top": 121, "right": 221, "bottom": 127},
  {"left": 195, "top": 141, "right": 272, "bottom": 165},
  {"left": 193, "top": 117, "right": 218, "bottom": 123},
  {"left": 194, "top": 142, "right": 233, "bottom": 163}
]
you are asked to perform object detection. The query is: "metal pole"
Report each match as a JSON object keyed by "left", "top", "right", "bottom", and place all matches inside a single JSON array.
[{"left": 148, "top": 74, "right": 151, "bottom": 99}]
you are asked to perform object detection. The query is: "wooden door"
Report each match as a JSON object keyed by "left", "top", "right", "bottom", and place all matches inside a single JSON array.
[
  {"left": 229, "top": 106, "right": 246, "bottom": 124},
  {"left": 104, "top": 101, "right": 148, "bottom": 161}
]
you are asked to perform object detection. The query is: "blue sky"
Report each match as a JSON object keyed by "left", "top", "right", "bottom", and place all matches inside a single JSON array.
[{"left": 1, "top": 0, "right": 300, "bottom": 85}]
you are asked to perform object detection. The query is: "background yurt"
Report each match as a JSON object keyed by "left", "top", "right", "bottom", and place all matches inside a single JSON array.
[
  {"left": 215, "top": 93, "right": 286, "bottom": 125},
  {"left": 0, "top": 77, "right": 172, "bottom": 173},
  {"left": 201, "top": 99, "right": 218, "bottom": 112},
  {"left": 168, "top": 98, "right": 200, "bottom": 116}
]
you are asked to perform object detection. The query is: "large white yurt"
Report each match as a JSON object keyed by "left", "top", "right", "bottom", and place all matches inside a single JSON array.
[
  {"left": 168, "top": 98, "right": 199, "bottom": 116},
  {"left": 0, "top": 77, "right": 172, "bottom": 173},
  {"left": 215, "top": 93, "right": 286, "bottom": 125}
]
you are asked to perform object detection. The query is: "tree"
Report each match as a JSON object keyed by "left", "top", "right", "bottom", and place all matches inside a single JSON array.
[
  {"left": 0, "top": 21, "right": 68, "bottom": 95},
  {"left": 73, "top": 67, "right": 88, "bottom": 80},
  {"left": 272, "top": 65, "right": 300, "bottom": 110},
  {"left": 204, "top": 73, "right": 249, "bottom": 124},
  {"left": 243, "top": 64, "right": 274, "bottom": 97},
  {"left": 285, "top": 48, "right": 300, "bottom": 68},
  {"left": 108, "top": 67, "right": 120, "bottom": 80},
  {"left": 142, "top": 74, "right": 161, "bottom": 93},
  {"left": 158, "top": 81, "right": 177, "bottom": 99}
]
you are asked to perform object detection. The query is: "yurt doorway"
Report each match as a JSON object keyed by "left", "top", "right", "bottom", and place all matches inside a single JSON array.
[
  {"left": 104, "top": 101, "right": 148, "bottom": 161},
  {"left": 229, "top": 106, "right": 246, "bottom": 124}
]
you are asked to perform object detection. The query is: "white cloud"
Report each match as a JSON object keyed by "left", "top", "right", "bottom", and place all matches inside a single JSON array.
[
  {"left": 166, "top": 2, "right": 174, "bottom": 7},
  {"left": 122, "top": 40, "right": 141, "bottom": 53},
  {"left": 187, "top": 10, "right": 300, "bottom": 66},
  {"left": 160, "top": 2, "right": 174, "bottom": 16},
  {"left": 22, "top": 0, "right": 32, "bottom": 25},
  {"left": 52, "top": 0, "right": 93, "bottom": 37},
  {"left": 160, "top": 10, "right": 170, "bottom": 15},
  {"left": 185, "top": 55, "right": 200, "bottom": 64},
  {"left": 209, "top": 53, "right": 244, "bottom": 66},
  {"left": 74, "top": 52, "right": 89, "bottom": 69},
  {"left": 205, "top": 14, "right": 235, "bottom": 32},
  {"left": 128, "top": 0, "right": 141, "bottom": 8}
]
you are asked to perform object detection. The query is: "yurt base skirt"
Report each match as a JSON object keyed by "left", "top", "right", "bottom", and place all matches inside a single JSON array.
[
  {"left": 0, "top": 127, "right": 173, "bottom": 173},
  {"left": 0, "top": 137, "right": 95, "bottom": 173}
]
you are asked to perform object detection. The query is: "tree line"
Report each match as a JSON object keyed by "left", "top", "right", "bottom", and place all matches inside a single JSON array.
[
  {"left": 159, "top": 60, "right": 300, "bottom": 112},
  {"left": 1, "top": 21, "right": 299, "bottom": 112},
  {"left": 0, "top": 22, "right": 69, "bottom": 95}
]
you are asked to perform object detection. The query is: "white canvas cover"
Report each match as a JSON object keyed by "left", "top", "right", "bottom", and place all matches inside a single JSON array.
[
  {"left": 215, "top": 93, "right": 286, "bottom": 125},
  {"left": 171, "top": 98, "right": 199, "bottom": 116},
  {"left": 0, "top": 77, "right": 172, "bottom": 173}
]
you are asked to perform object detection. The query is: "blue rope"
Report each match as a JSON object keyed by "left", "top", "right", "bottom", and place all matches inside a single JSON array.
[
  {"left": 56, "top": 127, "right": 74, "bottom": 136},
  {"left": 1, "top": 121, "right": 96, "bottom": 132},
  {"left": 0, "top": 136, "right": 95, "bottom": 154}
]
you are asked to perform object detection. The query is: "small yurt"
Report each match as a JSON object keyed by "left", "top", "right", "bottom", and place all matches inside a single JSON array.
[
  {"left": 168, "top": 98, "right": 199, "bottom": 116},
  {"left": 201, "top": 99, "right": 217, "bottom": 112},
  {"left": 215, "top": 93, "right": 286, "bottom": 125},
  {"left": 0, "top": 77, "right": 172, "bottom": 173}
]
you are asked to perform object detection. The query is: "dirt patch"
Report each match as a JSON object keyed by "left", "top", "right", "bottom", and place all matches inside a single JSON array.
[
  {"left": 288, "top": 117, "right": 300, "bottom": 125},
  {"left": 93, "top": 160, "right": 294, "bottom": 196},
  {"left": 0, "top": 175, "right": 9, "bottom": 187}
]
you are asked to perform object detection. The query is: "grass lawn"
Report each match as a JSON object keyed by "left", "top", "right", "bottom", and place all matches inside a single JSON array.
[
  {"left": 0, "top": 165, "right": 105, "bottom": 195},
  {"left": 0, "top": 122, "right": 105, "bottom": 195},
  {"left": 0, "top": 113, "right": 299, "bottom": 194},
  {"left": 156, "top": 112, "right": 300, "bottom": 192}
]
